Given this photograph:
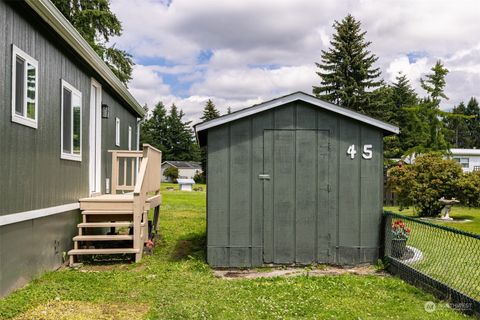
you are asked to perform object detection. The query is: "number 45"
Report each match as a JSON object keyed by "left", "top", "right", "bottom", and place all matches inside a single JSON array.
[{"left": 347, "top": 144, "right": 373, "bottom": 159}]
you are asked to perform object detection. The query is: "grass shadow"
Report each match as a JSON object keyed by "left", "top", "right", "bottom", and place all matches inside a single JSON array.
[{"left": 170, "top": 231, "right": 206, "bottom": 262}]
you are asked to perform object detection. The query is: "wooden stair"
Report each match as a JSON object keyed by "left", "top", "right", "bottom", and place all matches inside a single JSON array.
[{"left": 68, "top": 144, "right": 162, "bottom": 266}]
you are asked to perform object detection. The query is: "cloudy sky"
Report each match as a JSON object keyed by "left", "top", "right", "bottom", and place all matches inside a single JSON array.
[{"left": 110, "top": 0, "right": 480, "bottom": 123}]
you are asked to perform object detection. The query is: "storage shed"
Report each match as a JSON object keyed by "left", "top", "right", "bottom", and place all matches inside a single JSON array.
[{"left": 195, "top": 92, "right": 399, "bottom": 267}]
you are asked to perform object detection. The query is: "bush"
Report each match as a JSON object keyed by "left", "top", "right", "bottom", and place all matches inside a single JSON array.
[
  {"left": 458, "top": 171, "right": 480, "bottom": 207},
  {"left": 193, "top": 172, "right": 205, "bottom": 184},
  {"left": 388, "top": 153, "right": 462, "bottom": 217},
  {"left": 164, "top": 166, "right": 179, "bottom": 182}
]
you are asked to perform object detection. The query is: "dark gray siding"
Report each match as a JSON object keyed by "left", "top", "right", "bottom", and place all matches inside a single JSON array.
[
  {"left": 206, "top": 101, "right": 384, "bottom": 267},
  {"left": 0, "top": 1, "right": 139, "bottom": 296}
]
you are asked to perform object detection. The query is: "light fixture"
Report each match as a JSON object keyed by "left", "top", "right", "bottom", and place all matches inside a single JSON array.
[{"left": 101, "top": 103, "right": 109, "bottom": 118}]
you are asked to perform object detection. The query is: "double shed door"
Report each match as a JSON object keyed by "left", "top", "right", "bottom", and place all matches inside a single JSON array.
[{"left": 263, "top": 129, "right": 330, "bottom": 265}]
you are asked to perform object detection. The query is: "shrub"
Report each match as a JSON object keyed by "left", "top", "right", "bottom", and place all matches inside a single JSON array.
[
  {"left": 458, "top": 171, "right": 480, "bottom": 207},
  {"left": 193, "top": 172, "right": 205, "bottom": 184},
  {"left": 164, "top": 166, "right": 179, "bottom": 182},
  {"left": 388, "top": 153, "right": 462, "bottom": 217}
]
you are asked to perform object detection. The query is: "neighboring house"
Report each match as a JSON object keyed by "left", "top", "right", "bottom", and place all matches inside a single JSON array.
[
  {"left": 195, "top": 92, "right": 399, "bottom": 267},
  {"left": 0, "top": 0, "right": 154, "bottom": 297},
  {"left": 161, "top": 161, "right": 202, "bottom": 182},
  {"left": 449, "top": 148, "right": 480, "bottom": 173}
]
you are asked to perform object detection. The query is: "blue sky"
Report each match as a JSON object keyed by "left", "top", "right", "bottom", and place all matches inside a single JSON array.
[{"left": 111, "top": 0, "right": 480, "bottom": 122}]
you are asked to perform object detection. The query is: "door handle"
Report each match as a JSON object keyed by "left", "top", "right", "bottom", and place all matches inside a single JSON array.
[{"left": 259, "top": 174, "right": 270, "bottom": 180}]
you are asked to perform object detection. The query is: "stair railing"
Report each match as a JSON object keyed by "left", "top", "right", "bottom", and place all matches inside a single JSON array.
[{"left": 109, "top": 150, "right": 144, "bottom": 194}]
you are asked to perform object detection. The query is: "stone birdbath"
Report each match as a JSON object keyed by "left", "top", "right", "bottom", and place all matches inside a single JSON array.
[{"left": 438, "top": 197, "right": 460, "bottom": 220}]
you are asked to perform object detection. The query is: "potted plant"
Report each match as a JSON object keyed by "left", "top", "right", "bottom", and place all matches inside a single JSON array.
[{"left": 391, "top": 220, "right": 411, "bottom": 258}]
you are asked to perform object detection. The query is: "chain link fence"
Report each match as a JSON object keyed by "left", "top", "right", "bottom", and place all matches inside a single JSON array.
[{"left": 383, "top": 211, "right": 480, "bottom": 316}]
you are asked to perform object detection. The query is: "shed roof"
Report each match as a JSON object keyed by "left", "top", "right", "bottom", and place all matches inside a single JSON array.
[
  {"left": 195, "top": 92, "right": 399, "bottom": 146},
  {"left": 163, "top": 161, "right": 201, "bottom": 169},
  {"left": 24, "top": 0, "right": 144, "bottom": 118},
  {"left": 450, "top": 148, "right": 480, "bottom": 156}
]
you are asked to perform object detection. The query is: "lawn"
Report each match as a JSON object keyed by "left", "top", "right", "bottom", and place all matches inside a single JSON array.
[
  {"left": 383, "top": 206, "right": 480, "bottom": 304},
  {"left": 384, "top": 206, "right": 480, "bottom": 235},
  {"left": 0, "top": 184, "right": 471, "bottom": 319}
]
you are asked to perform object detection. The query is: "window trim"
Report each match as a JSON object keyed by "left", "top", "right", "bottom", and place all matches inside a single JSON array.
[
  {"left": 115, "top": 117, "right": 121, "bottom": 147},
  {"left": 128, "top": 125, "right": 132, "bottom": 150},
  {"left": 11, "top": 45, "right": 39, "bottom": 129},
  {"left": 60, "top": 79, "right": 82, "bottom": 162}
]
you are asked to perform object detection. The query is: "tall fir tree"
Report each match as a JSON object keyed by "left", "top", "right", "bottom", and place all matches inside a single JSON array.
[
  {"left": 140, "top": 101, "right": 168, "bottom": 154},
  {"left": 313, "top": 14, "right": 382, "bottom": 116},
  {"left": 465, "top": 98, "right": 480, "bottom": 147},
  {"left": 199, "top": 100, "right": 220, "bottom": 180},
  {"left": 163, "top": 104, "right": 200, "bottom": 161},
  {"left": 201, "top": 99, "right": 220, "bottom": 121},
  {"left": 52, "top": 0, "right": 133, "bottom": 84},
  {"left": 444, "top": 98, "right": 480, "bottom": 148},
  {"left": 403, "top": 61, "right": 451, "bottom": 155}
]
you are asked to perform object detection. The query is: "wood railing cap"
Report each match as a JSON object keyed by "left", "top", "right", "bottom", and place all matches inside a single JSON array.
[{"left": 142, "top": 144, "right": 162, "bottom": 154}]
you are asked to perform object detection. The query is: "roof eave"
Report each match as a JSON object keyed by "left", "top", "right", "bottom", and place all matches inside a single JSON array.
[
  {"left": 25, "top": 0, "right": 145, "bottom": 118},
  {"left": 194, "top": 92, "right": 399, "bottom": 135}
]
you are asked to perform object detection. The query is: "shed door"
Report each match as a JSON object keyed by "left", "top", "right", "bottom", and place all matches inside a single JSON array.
[{"left": 263, "top": 129, "right": 330, "bottom": 264}]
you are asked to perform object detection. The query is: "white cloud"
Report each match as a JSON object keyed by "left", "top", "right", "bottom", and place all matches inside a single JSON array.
[{"left": 110, "top": 0, "right": 480, "bottom": 122}]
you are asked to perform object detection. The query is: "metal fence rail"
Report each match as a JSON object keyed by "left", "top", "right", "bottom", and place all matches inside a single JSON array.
[{"left": 383, "top": 211, "right": 480, "bottom": 316}]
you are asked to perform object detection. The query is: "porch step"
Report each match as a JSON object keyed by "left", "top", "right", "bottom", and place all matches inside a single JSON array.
[
  {"left": 73, "top": 235, "right": 133, "bottom": 241},
  {"left": 82, "top": 210, "right": 133, "bottom": 215},
  {"left": 77, "top": 222, "right": 133, "bottom": 228},
  {"left": 68, "top": 248, "right": 139, "bottom": 255}
]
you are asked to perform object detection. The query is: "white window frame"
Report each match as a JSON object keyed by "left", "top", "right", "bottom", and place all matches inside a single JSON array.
[
  {"left": 115, "top": 117, "right": 121, "bottom": 147},
  {"left": 60, "top": 79, "right": 82, "bottom": 161},
  {"left": 128, "top": 126, "right": 132, "bottom": 150},
  {"left": 11, "top": 45, "right": 39, "bottom": 129}
]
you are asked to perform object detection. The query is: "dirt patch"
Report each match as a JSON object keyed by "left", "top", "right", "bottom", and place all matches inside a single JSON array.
[
  {"left": 214, "top": 265, "right": 385, "bottom": 279},
  {"left": 13, "top": 300, "right": 149, "bottom": 320}
]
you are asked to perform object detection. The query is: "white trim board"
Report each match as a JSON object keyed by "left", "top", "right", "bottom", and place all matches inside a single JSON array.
[
  {"left": 194, "top": 92, "right": 399, "bottom": 134},
  {"left": 24, "top": 0, "right": 144, "bottom": 118},
  {"left": 0, "top": 202, "right": 80, "bottom": 226}
]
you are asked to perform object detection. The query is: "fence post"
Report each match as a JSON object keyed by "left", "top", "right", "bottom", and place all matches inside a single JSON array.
[{"left": 384, "top": 212, "right": 392, "bottom": 257}]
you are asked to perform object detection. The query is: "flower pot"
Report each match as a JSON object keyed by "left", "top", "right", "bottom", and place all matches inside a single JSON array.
[{"left": 391, "top": 238, "right": 407, "bottom": 258}]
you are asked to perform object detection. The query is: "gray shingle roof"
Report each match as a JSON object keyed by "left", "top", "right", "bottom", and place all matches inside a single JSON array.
[{"left": 163, "top": 161, "right": 202, "bottom": 169}]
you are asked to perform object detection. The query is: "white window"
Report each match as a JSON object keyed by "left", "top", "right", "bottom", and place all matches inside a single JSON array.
[
  {"left": 128, "top": 126, "right": 132, "bottom": 150},
  {"left": 11, "top": 45, "right": 38, "bottom": 128},
  {"left": 454, "top": 158, "right": 469, "bottom": 169},
  {"left": 61, "top": 80, "right": 82, "bottom": 161},
  {"left": 115, "top": 117, "right": 120, "bottom": 146}
]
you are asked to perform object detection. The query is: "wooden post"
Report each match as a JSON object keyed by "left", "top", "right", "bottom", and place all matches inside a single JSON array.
[{"left": 111, "top": 151, "right": 118, "bottom": 194}]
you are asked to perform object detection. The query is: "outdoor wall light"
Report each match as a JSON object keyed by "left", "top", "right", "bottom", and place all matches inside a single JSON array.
[{"left": 101, "top": 103, "right": 109, "bottom": 118}]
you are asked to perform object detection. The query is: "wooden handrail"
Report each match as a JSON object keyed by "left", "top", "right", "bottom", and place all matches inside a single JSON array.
[{"left": 109, "top": 150, "right": 143, "bottom": 194}]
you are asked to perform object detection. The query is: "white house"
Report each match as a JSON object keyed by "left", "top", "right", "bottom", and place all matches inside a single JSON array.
[
  {"left": 161, "top": 161, "right": 202, "bottom": 182},
  {"left": 449, "top": 149, "right": 480, "bottom": 173}
]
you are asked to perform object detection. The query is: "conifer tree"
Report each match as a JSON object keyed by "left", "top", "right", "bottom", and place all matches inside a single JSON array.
[
  {"left": 201, "top": 99, "right": 220, "bottom": 122},
  {"left": 313, "top": 14, "right": 382, "bottom": 116},
  {"left": 140, "top": 102, "right": 168, "bottom": 154},
  {"left": 164, "top": 104, "right": 200, "bottom": 161}
]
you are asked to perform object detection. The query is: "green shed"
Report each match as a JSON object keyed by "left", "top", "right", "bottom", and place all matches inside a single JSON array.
[{"left": 195, "top": 92, "right": 398, "bottom": 267}]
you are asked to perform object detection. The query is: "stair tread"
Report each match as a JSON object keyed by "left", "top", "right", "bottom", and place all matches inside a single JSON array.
[
  {"left": 68, "top": 248, "right": 139, "bottom": 255},
  {"left": 73, "top": 235, "right": 133, "bottom": 241},
  {"left": 82, "top": 210, "right": 133, "bottom": 215},
  {"left": 78, "top": 222, "right": 132, "bottom": 228}
]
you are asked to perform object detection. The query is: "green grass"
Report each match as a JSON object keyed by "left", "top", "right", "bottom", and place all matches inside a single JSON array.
[
  {"left": 0, "top": 185, "right": 471, "bottom": 319},
  {"left": 384, "top": 206, "right": 480, "bottom": 235},
  {"left": 384, "top": 206, "right": 480, "bottom": 302}
]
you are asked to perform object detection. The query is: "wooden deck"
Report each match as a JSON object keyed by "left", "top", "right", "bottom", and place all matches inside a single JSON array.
[{"left": 68, "top": 144, "right": 162, "bottom": 265}]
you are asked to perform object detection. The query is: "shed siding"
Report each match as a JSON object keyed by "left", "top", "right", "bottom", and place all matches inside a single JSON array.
[
  {"left": 0, "top": 1, "right": 139, "bottom": 296},
  {"left": 206, "top": 101, "right": 384, "bottom": 267}
]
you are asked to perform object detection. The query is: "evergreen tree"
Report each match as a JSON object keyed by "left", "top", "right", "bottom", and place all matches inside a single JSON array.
[
  {"left": 164, "top": 104, "right": 200, "bottom": 161},
  {"left": 384, "top": 73, "right": 419, "bottom": 158},
  {"left": 444, "top": 98, "right": 480, "bottom": 148},
  {"left": 227, "top": 107, "right": 232, "bottom": 114},
  {"left": 403, "top": 61, "right": 451, "bottom": 155},
  {"left": 201, "top": 99, "right": 220, "bottom": 121},
  {"left": 313, "top": 14, "right": 382, "bottom": 116},
  {"left": 52, "top": 0, "right": 133, "bottom": 84},
  {"left": 140, "top": 102, "right": 168, "bottom": 154},
  {"left": 466, "top": 98, "right": 480, "bottom": 147}
]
